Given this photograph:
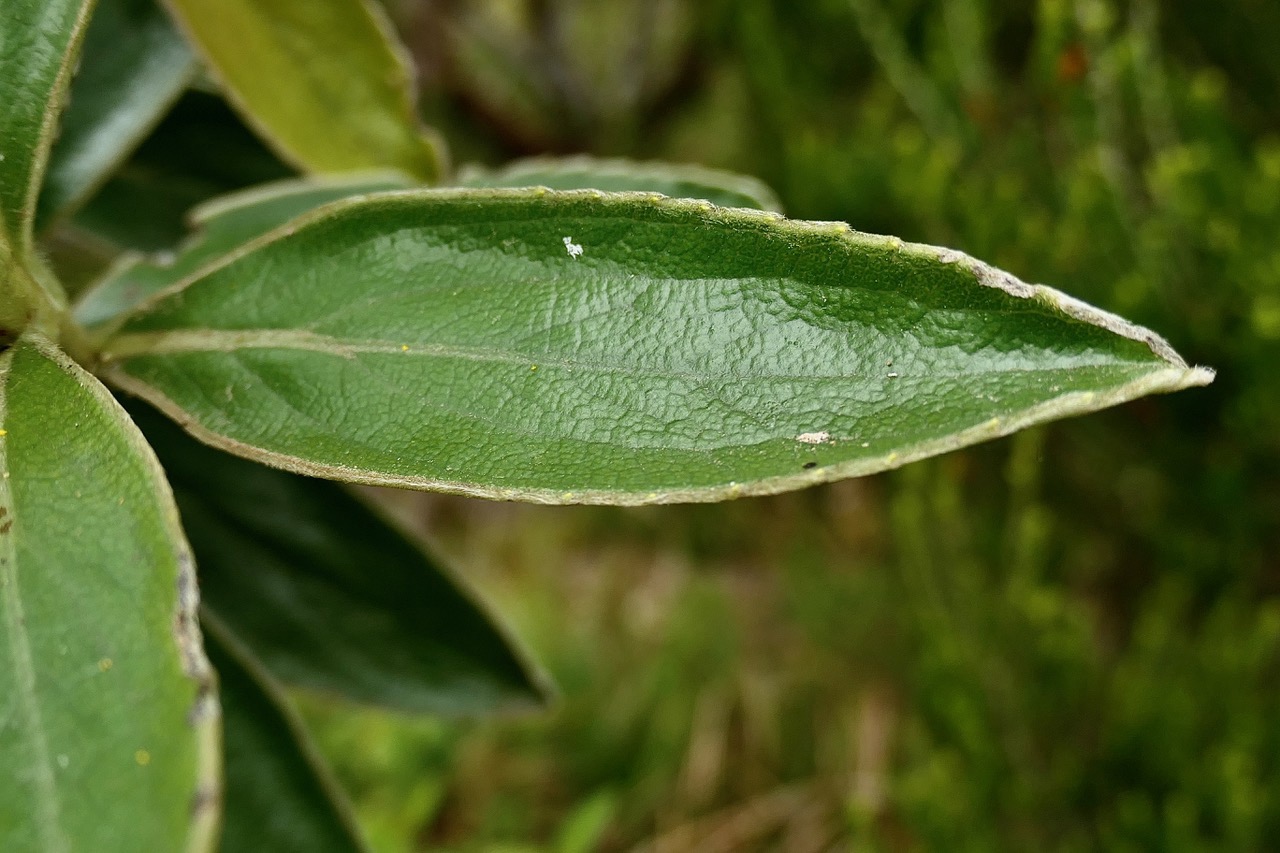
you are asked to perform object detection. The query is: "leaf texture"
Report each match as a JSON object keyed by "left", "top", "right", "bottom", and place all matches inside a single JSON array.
[
  {"left": 100, "top": 189, "right": 1213, "bottom": 504},
  {"left": 0, "top": 333, "right": 218, "bottom": 852}
]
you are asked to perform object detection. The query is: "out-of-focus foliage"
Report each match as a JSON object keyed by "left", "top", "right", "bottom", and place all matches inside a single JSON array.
[{"left": 61, "top": 0, "right": 1275, "bottom": 848}]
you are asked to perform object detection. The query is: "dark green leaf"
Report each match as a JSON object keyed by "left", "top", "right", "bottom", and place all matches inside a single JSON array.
[
  {"left": 0, "top": 0, "right": 93, "bottom": 254},
  {"left": 0, "top": 333, "right": 218, "bottom": 852},
  {"left": 130, "top": 400, "right": 550, "bottom": 714},
  {"left": 458, "top": 156, "right": 782, "bottom": 212},
  {"left": 99, "top": 189, "right": 1212, "bottom": 504},
  {"left": 76, "top": 174, "right": 413, "bottom": 330},
  {"left": 163, "top": 0, "right": 443, "bottom": 181},
  {"left": 203, "top": 615, "right": 366, "bottom": 853}
]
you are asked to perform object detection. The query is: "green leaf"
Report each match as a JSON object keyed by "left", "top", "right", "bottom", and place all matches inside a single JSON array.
[
  {"left": 162, "top": 0, "right": 443, "bottom": 182},
  {"left": 35, "top": 0, "right": 198, "bottom": 232},
  {"left": 75, "top": 174, "right": 413, "bottom": 330},
  {"left": 458, "top": 156, "right": 783, "bottom": 212},
  {"left": 203, "top": 614, "right": 367, "bottom": 853},
  {"left": 0, "top": 0, "right": 94, "bottom": 254},
  {"left": 98, "top": 189, "right": 1213, "bottom": 505},
  {"left": 0, "top": 333, "right": 218, "bottom": 852},
  {"left": 128, "top": 399, "right": 550, "bottom": 714}
]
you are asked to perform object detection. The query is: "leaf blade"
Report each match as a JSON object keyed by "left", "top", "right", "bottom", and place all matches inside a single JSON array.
[
  {"left": 0, "top": 333, "right": 218, "bottom": 852},
  {"left": 203, "top": 614, "right": 367, "bottom": 853},
  {"left": 0, "top": 0, "right": 96, "bottom": 253},
  {"left": 74, "top": 174, "right": 413, "bottom": 330},
  {"left": 35, "top": 0, "right": 198, "bottom": 232},
  {"left": 128, "top": 399, "right": 550, "bottom": 714},
  {"left": 100, "top": 189, "right": 1212, "bottom": 504},
  {"left": 162, "top": 0, "right": 442, "bottom": 181}
]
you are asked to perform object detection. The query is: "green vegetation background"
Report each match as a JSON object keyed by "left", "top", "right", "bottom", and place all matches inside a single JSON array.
[{"left": 161, "top": 0, "right": 1280, "bottom": 849}]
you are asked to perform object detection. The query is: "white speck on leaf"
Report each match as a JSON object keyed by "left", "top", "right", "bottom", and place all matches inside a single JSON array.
[
  {"left": 57, "top": 755, "right": 69, "bottom": 769},
  {"left": 796, "top": 431, "right": 831, "bottom": 445},
  {"left": 563, "top": 236, "right": 583, "bottom": 259}
]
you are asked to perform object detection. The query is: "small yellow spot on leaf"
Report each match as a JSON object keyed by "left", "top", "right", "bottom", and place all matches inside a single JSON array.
[
  {"left": 401, "top": 345, "right": 410, "bottom": 352},
  {"left": 98, "top": 658, "right": 113, "bottom": 672},
  {"left": 0, "top": 429, "right": 7, "bottom": 436},
  {"left": 134, "top": 749, "right": 151, "bottom": 767}
]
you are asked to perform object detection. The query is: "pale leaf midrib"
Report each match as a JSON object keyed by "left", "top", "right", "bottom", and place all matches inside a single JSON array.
[
  {"left": 101, "top": 327, "right": 1163, "bottom": 383},
  {"left": 0, "top": 348, "right": 68, "bottom": 853}
]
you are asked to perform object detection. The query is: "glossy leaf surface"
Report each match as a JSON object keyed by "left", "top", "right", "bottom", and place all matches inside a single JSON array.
[
  {"left": 458, "top": 156, "right": 782, "bottom": 212},
  {"left": 129, "top": 401, "right": 549, "bottom": 713},
  {"left": 100, "top": 189, "right": 1212, "bottom": 505},
  {"left": 204, "top": 616, "right": 366, "bottom": 853},
  {"left": 76, "top": 174, "right": 412, "bottom": 329},
  {"left": 36, "top": 0, "right": 197, "bottom": 231},
  {"left": 0, "top": 0, "right": 93, "bottom": 252},
  {"left": 0, "top": 334, "right": 217, "bottom": 852},
  {"left": 162, "top": 0, "right": 442, "bottom": 181}
]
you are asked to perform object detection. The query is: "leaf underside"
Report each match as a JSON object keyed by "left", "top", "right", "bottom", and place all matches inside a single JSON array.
[
  {"left": 100, "top": 189, "right": 1212, "bottom": 505},
  {"left": 0, "top": 334, "right": 217, "bottom": 852}
]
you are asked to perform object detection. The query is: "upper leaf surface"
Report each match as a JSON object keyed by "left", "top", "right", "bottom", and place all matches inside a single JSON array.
[
  {"left": 162, "top": 0, "right": 442, "bottom": 181},
  {"left": 36, "top": 0, "right": 197, "bottom": 232},
  {"left": 100, "top": 189, "right": 1212, "bottom": 504},
  {"left": 203, "top": 617, "right": 367, "bottom": 853},
  {"left": 0, "top": 334, "right": 218, "bottom": 852},
  {"left": 0, "top": 0, "right": 95, "bottom": 254},
  {"left": 458, "top": 156, "right": 783, "bottom": 212},
  {"left": 75, "top": 174, "right": 413, "bottom": 329},
  {"left": 129, "top": 400, "right": 550, "bottom": 714}
]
